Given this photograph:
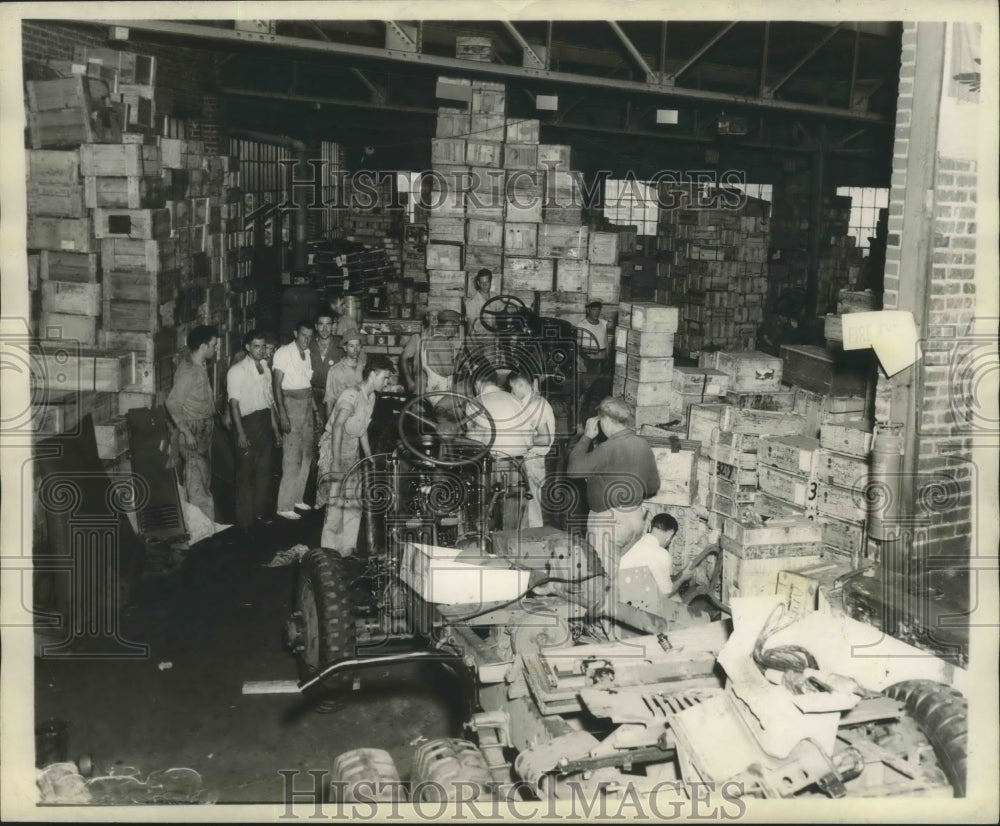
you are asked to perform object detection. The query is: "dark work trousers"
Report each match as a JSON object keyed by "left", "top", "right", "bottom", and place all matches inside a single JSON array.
[{"left": 235, "top": 409, "right": 275, "bottom": 528}]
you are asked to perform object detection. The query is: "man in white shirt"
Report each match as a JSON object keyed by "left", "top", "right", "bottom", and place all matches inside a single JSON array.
[
  {"left": 620, "top": 512, "right": 678, "bottom": 596},
  {"left": 227, "top": 330, "right": 282, "bottom": 531},
  {"left": 508, "top": 368, "right": 555, "bottom": 528},
  {"left": 272, "top": 320, "right": 318, "bottom": 520},
  {"left": 575, "top": 300, "right": 610, "bottom": 373},
  {"left": 464, "top": 268, "right": 496, "bottom": 345},
  {"left": 466, "top": 369, "right": 534, "bottom": 459}
]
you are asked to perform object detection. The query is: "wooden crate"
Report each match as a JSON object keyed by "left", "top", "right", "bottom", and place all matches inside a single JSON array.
[
  {"left": 105, "top": 269, "right": 180, "bottom": 303},
  {"left": 537, "top": 144, "right": 571, "bottom": 169},
  {"left": 502, "top": 258, "right": 553, "bottom": 291},
  {"left": 84, "top": 176, "right": 165, "bottom": 209},
  {"left": 814, "top": 449, "right": 869, "bottom": 488},
  {"left": 722, "top": 516, "right": 822, "bottom": 549},
  {"left": 719, "top": 407, "right": 807, "bottom": 436},
  {"left": 26, "top": 183, "right": 87, "bottom": 218},
  {"left": 93, "top": 415, "right": 130, "bottom": 460},
  {"left": 38, "top": 251, "right": 99, "bottom": 283},
  {"left": 431, "top": 138, "right": 467, "bottom": 165},
  {"left": 99, "top": 327, "right": 178, "bottom": 361},
  {"left": 618, "top": 354, "right": 674, "bottom": 383},
  {"left": 644, "top": 438, "right": 700, "bottom": 506},
  {"left": 504, "top": 196, "right": 542, "bottom": 224},
  {"left": 504, "top": 143, "right": 539, "bottom": 170},
  {"left": 465, "top": 140, "right": 503, "bottom": 168},
  {"left": 26, "top": 76, "right": 110, "bottom": 111},
  {"left": 427, "top": 217, "right": 465, "bottom": 243},
  {"left": 537, "top": 290, "right": 586, "bottom": 316},
  {"left": 27, "top": 106, "right": 120, "bottom": 149},
  {"left": 40, "top": 281, "right": 102, "bottom": 315},
  {"left": 93, "top": 207, "right": 171, "bottom": 240},
  {"left": 819, "top": 421, "right": 873, "bottom": 457},
  {"left": 814, "top": 481, "right": 867, "bottom": 522},
  {"left": 588, "top": 231, "right": 620, "bottom": 265},
  {"left": 704, "top": 350, "right": 783, "bottom": 393},
  {"left": 27, "top": 216, "right": 95, "bottom": 253},
  {"left": 537, "top": 224, "right": 588, "bottom": 259},
  {"left": 672, "top": 366, "right": 730, "bottom": 397},
  {"left": 757, "top": 464, "right": 811, "bottom": 508},
  {"left": 470, "top": 114, "right": 505, "bottom": 142},
  {"left": 780, "top": 344, "right": 873, "bottom": 397},
  {"left": 724, "top": 390, "right": 796, "bottom": 412},
  {"left": 103, "top": 298, "right": 160, "bottom": 332},
  {"left": 466, "top": 168, "right": 505, "bottom": 220},
  {"left": 101, "top": 238, "right": 177, "bottom": 273},
  {"left": 628, "top": 302, "right": 679, "bottom": 334},
  {"left": 614, "top": 327, "right": 671, "bottom": 358},
  {"left": 80, "top": 143, "right": 161, "bottom": 177},
  {"left": 470, "top": 84, "right": 505, "bottom": 113},
  {"left": 34, "top": 342, "right": 136, "bottom": 391},
  {"left": 504, "top": 223, "right": 538, "bottom": 256},
  {"left": 622, "top": 378, "right": 671, "bottom": 407},
  {"left": 722, "top": 551, "right": 823, "bottom": 602},
  {"left": 427, "top": 270, "right": 468, "bottom": 295},
  {"left": 506, "top": 118, "right": 540, "bottom": 143},
  {"left": 466, "top": 219, "right": 503, "bottom": 249},
  {"left": 436, "top": 108, "right": 471, "bottom": 139},
  {"left": 426, "top": 242, "right": 463, "bottom": 270},
  {"left": 464, "top": 248, "right": 502, "bottom": 273},
  {"left": 758, "top": 435, "right": 821, "bottom": 476},
  {"left": 74, "top": 47, "right": 156, "bottom": 85},
  {"left": 27, "top": 149, "right": 80, "bottom": 184},
  {"left": 555, "top": 259, "right": 589, "bottom": 292}
]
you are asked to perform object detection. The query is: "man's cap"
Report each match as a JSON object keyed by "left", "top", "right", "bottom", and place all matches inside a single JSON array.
[
  {"left": 586, "top": 300, "right": 603, "bottom": 309},
  {"left": 437, "top": 309, "right": 462, "bottom": 323},
  {"left": 340, "top": 329, "right": 363, "bottom": 347}
]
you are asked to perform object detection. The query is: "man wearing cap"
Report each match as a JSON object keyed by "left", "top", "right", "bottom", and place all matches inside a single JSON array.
[{"left": 575, "top": 300, "right": 610, "bottom": 374}]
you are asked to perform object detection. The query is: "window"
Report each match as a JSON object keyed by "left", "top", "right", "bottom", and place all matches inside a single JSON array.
[
  {"left": 836, "top": 187, "right": 889, "bottom": 251},
  {"left": 603, "top": 179, "right": 658, "bottom": 236}
]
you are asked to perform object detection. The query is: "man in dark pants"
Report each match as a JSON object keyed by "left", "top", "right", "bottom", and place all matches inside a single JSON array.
[
  {"left": 227, "top": 330, "right": 283, "bottom": 531},
  {"left": 566, "top": 396, "right": 660, "bottom": 584}
]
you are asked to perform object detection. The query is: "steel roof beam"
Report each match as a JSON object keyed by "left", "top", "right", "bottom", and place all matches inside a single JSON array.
[
  {"left": 608, "top": 21, "right": 659, "bottom": 83},
  {"left": 501, "top": 20, "right": 547, "bottom": 70},
  {"left": 99, "top": 19, "right": 886, "bottom": 123},
  {"left": 766, "top": 23, "right": 845, "bottom": 97},
  {"left": 666, "top": 22, "right": 738, "bottom": 83}
]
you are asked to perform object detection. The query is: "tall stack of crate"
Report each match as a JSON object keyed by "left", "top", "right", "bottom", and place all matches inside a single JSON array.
[
  {"left": 700, "top": 349, "right": 793, "bottom": 412},
  {"left": 755, "top": 433, "right": 822, "bottom": 517},
  {"left": 611, "top": 301, "right": 678, "bottom": 429},
  {"left": 814, "top": 421, "right": 873, "bottom": 560},
  {"left": 659, "top": 190, "right": 771, "bottom": 357},
  {"left": 425, "top": 76, "right": 626, "bottom": 329}
]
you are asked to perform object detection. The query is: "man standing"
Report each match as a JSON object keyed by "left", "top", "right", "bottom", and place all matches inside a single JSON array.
[
  {"left": 508, "top": 368, "right": 555, "bottom": 528},
  {"left": 309, "top": 313, "right": 339, "bottom": 423},
  {"left": 227, "top": 330, "right": 282, "bottom": 531},
  {"left": 575, "top": 300, "right": 610, "bottom": 373},
  {"left": 320, "top": 354, "right": 396, "bottom": 556},
  {"left": 328, "top": 292, "right": 360, "bottom": 350},
  {"left": 166, "top": 324, "right": 219, "bottom": 522},
  {"left": 272, "top": 320, "right": 318, "bottom": 520},
  {"left": 566, "top": 396, "right": 660, "bottom": 580},
  {"left": 401, "top": 309, "right": 464, "bottom": 396},
  {"left": 464, "top": 269, "right": 495, "bottom": 338},
  {"left": 466, "top": 369, "right": 534, "bottom": 458},
  {"left": 317, "top": 329, "right": 367, "bottom": 508}
]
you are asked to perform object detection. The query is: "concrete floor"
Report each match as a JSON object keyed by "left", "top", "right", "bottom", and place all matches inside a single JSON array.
[{"left": 34, "top": 509, "right": 464, "bottom": 805}]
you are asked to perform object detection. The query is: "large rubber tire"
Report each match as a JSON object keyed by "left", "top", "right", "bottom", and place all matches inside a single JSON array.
[
  {"left": 884, "top": 679, "right": 968, "bottom": 797},
  {"left": 295, "top": 548, "right": 358, "bottom": 713}
]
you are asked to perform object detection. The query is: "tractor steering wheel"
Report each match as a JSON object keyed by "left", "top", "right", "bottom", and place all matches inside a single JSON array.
[
  {"left": 398, "top": 390, "right": 497, "bottom": 467},
  {"left": 480, "top": 294, "right": 531, "bottom": 334}
]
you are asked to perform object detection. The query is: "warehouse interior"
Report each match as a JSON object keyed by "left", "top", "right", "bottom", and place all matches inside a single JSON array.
[{"left": 7, "top": 10, "right": 999, "bottom": 816}]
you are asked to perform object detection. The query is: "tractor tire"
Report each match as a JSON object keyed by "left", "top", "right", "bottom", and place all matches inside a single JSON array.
[
  {"left": 295, "top": 548, "right": 358, "bottom": 713},
  {"left": 884, "top": 679, "right": 968, "bottom": 797},
  {"left": 411, "top": 738, "right": 493, "bottom": 802},
  {"left": 330, "top": 748, "right": 407, "bottom": 802}
]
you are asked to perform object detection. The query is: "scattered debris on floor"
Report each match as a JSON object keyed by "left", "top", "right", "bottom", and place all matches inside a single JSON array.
[
  {"left": 38, "top": 763, "right": 216, "bottom": 805},
  {"left": 263, "top": 544, "right": 310, "bottom": 568}
]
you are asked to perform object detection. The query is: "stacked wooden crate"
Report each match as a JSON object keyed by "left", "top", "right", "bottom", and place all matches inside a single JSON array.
[
  {"left": 72, "top": 46, "right": 170, "bottom": 133},
  {"left": 719, "top": 516, "right": 824, "bottom": 602},
  {"left": 658, "top": 192, "right": 770, "bottom": 357},
  {"left": 27, "top": 149, "right": 100, "bottom": 345},
  {"left": 25, "top": 75, "right": 122, "bottom": 149},
  {"left": 666, "top": 366, "right": 729, "bottom": 427},
  {"left": 611, "top": 301, "right": 678, "bottom": 428},
  {"left": 424, "top": 77, "right": 625, "bottom": 327},
  {"left": 699, "top": 349, "right": 793, "bottom": 412},
  {"left": 814, "top": 421, "right": 873, "bottom": 560},
  {"left": 755, "top": 433, "right": 821, "bottom": 516}
]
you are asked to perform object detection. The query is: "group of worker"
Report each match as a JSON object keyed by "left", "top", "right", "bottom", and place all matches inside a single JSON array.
[{"left": 165, "top": 270, "right": 678, "bottom": 602}]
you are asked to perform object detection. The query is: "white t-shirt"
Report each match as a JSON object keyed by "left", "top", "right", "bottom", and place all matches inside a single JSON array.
[
  {"left": 521, "top": 393, "right": 555, "bottom": 456},
  {"left": 468, "top": 385, "right": 534, "bottom": 457},
  {"left": 576, "top": 317, "right": 609, "bottom": 353},
  {"left": 272, "top": 341, "right": 313, "bottom": 390},
  {"left": 620, "top": 533, "right": 672, "bottom": 594}
]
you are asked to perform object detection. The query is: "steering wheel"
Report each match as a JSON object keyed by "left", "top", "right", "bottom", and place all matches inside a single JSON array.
[
  {"left": 398, "top": 390, "right": 497, "bottom": 467},
  {"left": 480, "top": 294, "right": 531, "bottom": 334},
  {"left": 575, "top": 325, "right": 605, "bottom": 361}
]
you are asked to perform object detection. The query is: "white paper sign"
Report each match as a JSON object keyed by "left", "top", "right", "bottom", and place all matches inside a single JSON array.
[{"left": 840, "top": 310, "right": 922, "bottom": 376}]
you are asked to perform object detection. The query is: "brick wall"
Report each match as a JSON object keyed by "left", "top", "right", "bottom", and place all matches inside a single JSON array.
[
  {"left": 22, "top": 20, "right": 212, "bottom": 118},
  {"left": 879, "top": 21, "right": 976, "bottom": 574}
]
